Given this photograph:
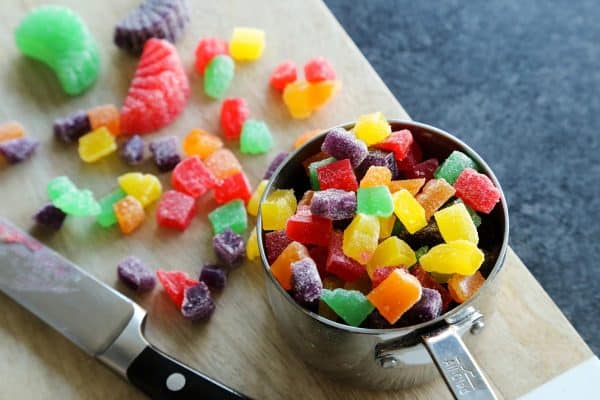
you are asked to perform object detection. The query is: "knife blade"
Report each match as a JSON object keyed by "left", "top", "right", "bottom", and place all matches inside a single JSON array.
[{"left": 0, "top": 217, "right": 250, "bottom": 399}]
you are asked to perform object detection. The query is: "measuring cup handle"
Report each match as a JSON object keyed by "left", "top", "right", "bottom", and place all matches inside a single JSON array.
[{"left": 421, "top": 326, "right": 498, "bottom": 400}]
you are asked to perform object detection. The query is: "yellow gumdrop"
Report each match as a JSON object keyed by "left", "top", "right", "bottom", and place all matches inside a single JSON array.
[
  {"left": 246, "top": 228, "right": 259, "bottom": 261},
  {"left": 353, "top": 112, "right": 391, "bottom": 146},
  {"left": 118, "top": 172, "right": 162, "bottom": 207},
  {"left": 283, "top": 81, "right": 312, "bottom": 119},
  {"left": 392, "top": 189, "right": 427, "bottom": 234},
  {"left": 261, "top": 189, "right": 297, "bottom": 230},
  {"left": 308, "top": 80, "right": 342, "bottom": 110},
  {"left": 378, "top": 214, "right": 396, "bottom": 240},
  {"left": 247, "top": 180, "right": 268, "bottom": 217},
  {"left": 367, "top": 237, "right": 416, "bottom": 278},
  {"left": 434, "top": 203, "right": 479, "bottom": 244},
  {"left": 78, "top": 127, "right": 116, "bottom": 162},
  {"left": 230, "top": 27, "right": 265, "bottom": 61},
  {"left": 342, "top": 213, "right": 380, "bottom": 265},
  {"left": 420, "top": 240, "right": 484, "bottom": 276}
]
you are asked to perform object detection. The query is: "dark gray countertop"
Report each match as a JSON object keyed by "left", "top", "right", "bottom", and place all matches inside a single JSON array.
[{"left": 325, "top": 0, "right": 599, "bottom": 354}]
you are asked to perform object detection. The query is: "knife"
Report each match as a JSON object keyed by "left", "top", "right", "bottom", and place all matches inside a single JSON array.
[{"left": 0, "top": 217, "right": 251, "bottom": 400}]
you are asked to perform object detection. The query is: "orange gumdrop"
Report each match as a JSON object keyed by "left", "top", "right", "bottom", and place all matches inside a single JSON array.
[
  {"left": 204, "top": 148, "right": 242, "bottom": 180},
  {"left": 114, "top": 195, "right": 145, "bottom": 234},
  {"left": 308, "top": 80, "right": 342, "bottom": 110},
  {"left": 360, "top": 166, "right": 392, "bottom": 188},
  {"left": 447, "top": 272, "right": 485, "bottom": 303},
  {"left": 88, "top": 104, "right": 120, "bottom": 135},
  {"left": 183, "top": 128, "right": 223, "bottom": 159},
  {"left": 294, "top": 129, "right": 322, "bottom": 149},
  {"left": 388, "top": 178, "right": 426, "bottom": 196},
  {"left": 270, "top": 241, "right": 309, "bottom": 290},
  {"left": 0, "top": 121, "right": 25, "bottom": 143},
  {"left": 416, "top": 178, "right": 456, "bottom": 220},
  {"left": 367, "top": 268, "right": 422, "bottom": 324}
]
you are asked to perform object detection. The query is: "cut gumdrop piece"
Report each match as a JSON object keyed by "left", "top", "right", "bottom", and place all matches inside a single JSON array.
[
  {"left": 419, "top": 240, "right": 484, "bottom": 276},
  {"left": 270, "top": 60, "right": 297, "bottom": 91},
  {"left": 270, "top": 241, "right": 309, "bottom": 290},
  {"left": 367, "top": 268, "right": 422, "bottom": 325},
  {"left": 183, "top": 129, "right": 223, "bottom": 159},
  {"left": 447, "top": 271, "right": 485, "bottom": 303},
  {"left": 157, "top": 269, "right": 199, "bottom": 308},
  {"left": 416, "top": 178, "right": 456, "bottom": 221},
  {"left": 117, "top": 256, "right": 155, "bottom": 292},
  {"left": 156, "top": 190, "right": 197, "bottom": 231},
  {"left": 454, "top": 168, "right": 501, "bottom": 214},
  {"left": 171, "top": 156, "right": 218, "bottom": 198},
  {"left": 320, "top": 288, "right": 374, "bottom": 327}
]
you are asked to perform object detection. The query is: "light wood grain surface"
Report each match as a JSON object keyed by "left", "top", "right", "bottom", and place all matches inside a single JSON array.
[{"left": 0, "top": 0, "right": 593, "bottom": 399}]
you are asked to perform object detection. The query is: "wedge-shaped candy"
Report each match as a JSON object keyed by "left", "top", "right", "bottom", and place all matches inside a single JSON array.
[
  {"left": 448, "top": 272, "right": 485, "bottom": 303},
  {"left": 366, "top": 237, "right": 416, "bottom": 278},
  {"left": 434, "top": 202, "right": 479, "bottom": 244},
  {"left": 367, "top": 268, "right": 422, "bottom": 324},
  {"left": 343, "top": 213, "right": 379, "bottom": 265},
  {"left": 420, "top": 240, "right": 484, "bottom": 276},
  {"left": 78, "top": 127, "right": 117, "bottom": 163},
  {"left": 118, "top": 172, "right": 162, "bottom": 207},
  {"left": 321, "top": 288, "right": 374, "bottom": 326},
  {"left": 392, "top": 189, "right": 427, "bottom": 234},
  {"left": 262, "top": 189, "right": 297, "bottom": 231},
  {"left": 270, "top": 241, "right": 309, "bottom": 290}
]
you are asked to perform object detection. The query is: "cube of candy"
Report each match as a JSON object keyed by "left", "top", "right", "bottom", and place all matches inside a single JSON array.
[
  {"left": 320, "top": 288, "right": 374, "bottom": 326},
  {"left": 366, "top": 237, "right": 416, "bottom": 277},
  {"left": 0, "top": 137, "right": 38, "bottom": 164},
  {"left": 247, "top": 180, "right": 268, "bottom": 216},
  {"left": 87, "top": 104, "right": 120, "bottom": 135},
  {"left": 240, "top": 120, "right": 273, "bottom": 154},
  {"left": 353, "top": 112, "right": 391, "bottom": 146},
  {"left": 204, "top": 55, "right": 235, "bottom": 99},
  {"left": 304, "top": 57, "right": 336, "bottom": 82},
  {"left": 261, "top": 189, "right": 297, "bottom": 230},
  {"left": 406, "top": 158, "right": 439, "bottom": 180},
  {"left": 447, "top": 272, "right": 485, "bottom": 303},
  {"left": 283, "top": 81, "right": 312, "bottom": 119},
  {"left": 96, "top": 188, "right": 127, "bottom": 227},
  {"left": 0, "top": 121, "right": 25, "bottom": 143},
  {"left": 396, "top": 139, "right": 423, "bottom": 173},
  {"left": 307, "top": 80, "right": 341, "bottom": 110},
  {"left": 78, "top": 127, "right": 116, "bottom": 163},
  {"left": 371, "top": 266, "right": 398, "bottom": 288},
  {"left": 326, "top": 231, "right": 366, "bottom": 281},
  {"left": 205, "top": 148, "right": 242, "bottom": 179},
  {"left": 454, "top": 168, "right": 501, "bottom": 214},
  {"left": 321, "top": 127, "right": 368, "bottom": 168},
  {"left": 420, "top": 240, "right": 484, "bottom": 275},
  {"left": 114, "top": 195, "right": 145, "bottom": 234},
  {"left": 33, "top": 203, "right": 66, "bottom": 230},
  {"left": 194, "top": 37, "right": 228, "bottom": 74},
  {"left": 117, "top": 256, "right": 155, "bottom": 291},
  {"left": 213, "top": 171, "right": 252, "bottom": 204},
  {"left": 356, "top": 150, "right": 398, "bottom": 180},
  {"left": 156, "top": 190, "right": 197, "bottom": 230},
  {"left": 310, "top": 189, "right": 356, "bottom": 220},
  {"left": 411, "top": 265, "right": 453, "bottom": 311},
  {"left": 230, "top": 27, "right": 265, "bottom": 61},
  {"left": 54, "top": 189, "right": 100, "bottom": 216},
  {"left": 265, "top": 230, "right": 292, "bottom": 265},
  {"left": 120, "top": 135, "right": 144, "bottom": 165},
  {"left": 378, "top": 214, "right": 396, "bottom": 239},
  {"left": 208, "top": 199, "right": 247, "bottom": 234},
  {"left": 343, "top": 214, "right": 380, "bottom": 264},
  {"left": 118, "top": 172, "right": 162, "bottom": 207},
  {"left": 157, "top": 269, "right": 199, "bottom": 308},
  {"left": 270, "top": 241, "right": 309, "bottom": 290},
  {"left": 360, "top": 166, "right": 392, "bottom": 188},
  {"left": 356, "top": 186, "right": 393, "bottom": 217},
  {"left": 392, "top": 189, "right": 427, "bottom": 234},
  {"left": 317, "top": 159, "right": 358, "bottom": 192},
  {"left": 246, "top": 228, "right": 259, "bottom": 261},
  {"left": 47, "top": 176, "right": 76, "bottom": 201},
  {"left": 200, "top": 265, "right": 227, "bottom": 290},
  {"left": 434, "top": 202, "right": 479, "bottom": 244},
  {"left": 171, "top": 156, "right": 218, "bottom": 198},
  {"left": 373, "top": 129, "right": 413, "bottom": 161},
  {"left": 270, "top": 60, "right": 297, "bottom": 91},
  {"left": 149, "top": 136, "right": 181, "bottom": 172},
  {"left": 183, "top": 129, "right": 223, "bottom": 159},
  {"left": 434, "top": 150, "right": 478, "bottom": 184},
  {"left": 291, "top": 258, "right": 323, "bottom": 304},
  {"left": 181, "top": 283, "right": 215, "bottom": 321},
  {"left": 220, "top": 98, "right": 250, "bottom": 140},
  {"left": 399, "top": 287, "right": 442, "bottom": 325},
  {"left": 416, "top": 178, "right": 456, "bottom": 220},
  {"left": 367, "top": 268, "right": 422, "bottom": 324},
  {"left": 388, "top": 178, "right": 425, "bottom": 196},
  {"left": 308, "top": 156, "right": 336, "bottom": 190},
  {"left": 213, "top": 228, "right": 245, "bottom": 267},
  {"left": 286, "top": 208, "right": 333, "bottom": 246},
  {"left": 294, "top": 128, "right": 321, "bottom": 149},
  {"left": 263, "top": 151, "right": 289, "bottom": 180},
  {"left": 53, "top": 110, "right": 90, "bottom": 143}
]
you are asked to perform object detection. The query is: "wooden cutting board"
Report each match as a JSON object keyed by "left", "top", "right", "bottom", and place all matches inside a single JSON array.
[{"left": 0, "top": 0, "right": 593, "bottom": 398}]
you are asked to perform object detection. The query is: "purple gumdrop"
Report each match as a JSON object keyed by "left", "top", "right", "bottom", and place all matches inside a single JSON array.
[
  {"left": 0, "top": 137, "right": 38, "bottom": 164},
  {"left": 363, "top": 309, "right": 393, "bottom": 329},
  {"left": 356, "top": 150, "right": 399, "bottom": 180},
  {"left": 33, "top": 204, "right": 66, "bottom": 230},
  {"left": 291, "top": 258, "right": 322, "bottom": 304},
  {"left": 263, "top": 151, "right": 289, "bottom": 179},
  {"left": 181, "top": 282, "right": 215, "bottom": 321},
  {"left": 399, "top": 288, "right": 442, "bottom": 326},
  {"left": 212, "top": 228, "right": 245, "bottom": 267},
  {"left": 117, "top": 256, "right": 156, "bottom": 291},
  {"left": 200, "top": 264, "right": 227, "bottom": 290},
  {"left": 321, "top": 127, "right": 368, "bottom": 168},
  {"left": 265, "top": 230, "right": 292, "bottom": 264},
  {"left": 149, "top": 136, "right": 181, "bottom": 172},
  {"left": 53, "top": 110, "right": 91, "bottom": 143},
  {"left": 120, "top": 135, "right": 145, "bottom": 165},
  {"left": 310, "top": 189, "right": 356, "bottom": 220}
]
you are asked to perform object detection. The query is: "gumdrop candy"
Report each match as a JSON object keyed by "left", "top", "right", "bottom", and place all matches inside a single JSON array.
[
  {"left": 326, "top": 231, "right": 366, "bottom": 281},
  {"left": 310, "top": 189, "right": 356, "bottom": 220},
  {"left": 33, "top": 204, "right": 66, "bottom": 231},
  {"left": 149, "top": 136, "right": 181, "bottom": 172},
  {"left": 0, "top": 138, "right": 38, "bottom": 164},
  {"left": 396, "top": 139, "right": 423, "bottom": 173},
  {"left": 204, "top": 55, "right": 235, "bottom": 99},
  {"left": 294, "top": 128, "right": 321, "bottom": 149},
  {"left": 117, "top": 256, "right": 155, "bottom": 291},
  {"left": 434, "top": 202, "right": 479, "bottom": 244},
  {"left": 195, "top": 37, "right": 228, "bottom": 74},
  {"left": 200, "top": 265, "right": 227, "bottom": 290},
  {"left": 157, "top": 269, "right": 199, "bottom": 307},
  {"left": 213, "top": 171, "right": 252, "bottom": 204},
  {"left": 208, "top": 199, "right": 247, "bottom": 234},
  {"left": 283, "top": 81, "right": 312, "bottom": 119},
  {"left": 355, "top": 150, "right": 398, "bottom": 180},
  {"left": 286, "top": 208, "right": 333, "bottom": 247},
  {"left": 291, "top": 258, "right": 323, "bottom": 304},
  {"left": 270, "top": 60, "right": 297, "bottom": 91},
  {"left": 308, "top": 246, "right": 328, "bottom": 276},
  {"left": 263, "top": 151, "right": 289, "bottom": 180},
  {"left": 378, "top": 214, "right": 396, "bottom": 240},
  {"left": 0, "top": 121, "right": 25, "bottom": 143},
  {"left": 416, "top": 178, "right": 456, "bottom": 220},
  {"left": 205, "top": 149, "right": 242, "bottom": 179},
  {"left": 434, "top": 150, "right": 478, "bottom": 185},
  {"left": 448, "top": 272, "right": 485, "bottom": 303},
  {"left": 454, "top": 168, "right": 501, "bottom": 214},
  {"left": 321, "top": 127, "right": 367, "bottom": 168},
  {"left": 420, "top": 240, "right": 484, "bottom": 276},
  {"left": 229, "top": 27, "right": 265, "bottom": 61},
  {"left": 213, "top": 228, "right": 245, "bottom": 267},
  {"left": 356, "top": 186, "right": 393, "bottom": 217},
  {"left": 171, "top": 156, "right": 217, "bottom": 198},
  {"left": 270, "top": 241, "right": 309, "bottom": 290},
  {"left": 156, "top": 190, "right": 197, "bottom": 230},
  {"left": 181, "top": 282, "right": 215, "bottom": 321},
  {"left": 97, "top": 188, "right": 127, "bottom": 228},
  {"left": 261, "top": 189, "right": 297, "bottom": 230},
  {"left": 308, "top": 156, "right": 336, "bottom": 190},
  {"left": 353, "top": 112, "right": 391, "bottom": 146},
  {"left": 118, "top": 172, "right": 162, "bottom": 207},
  {"left": 298, "top": 190, "right": 315, "bottom": 208},
  {"left": 114, "top": 0, "right": 189, "bottom": 54},
  {"left": 47, "top": 176, "right": 76, "bottom": 201},
  {"left": 343, "top": 214, "right": 380, "bottom": 265},
  {"left": 246, "top": 228, "right": 259, "bottom": 261},
  {"left": 392, "top": 189, "right": 427, "bottom": 234},
  {"left": 308, "top": 80, "right": 342, "bottom": 110},
  {"left": 120, "top": 39, "right": 190, "bottom": 134},
  {"left": 120, "top": 135, "right": 145, "bottom": 165},
  {"left": 304, "top": 57, "right": 336, "bottom": 82},
  {"left": 367, "top": 268, "right": 422, "bottom": 324},
  {"left": 317, "top": 159, "right": 358, "bottom": 192},
  {"left": 373, "top": 129, "right": 413, "bottom": 161},
  {"left": 388, "top": 178, "right": 425, "bottom": 196},
  {"left": 53, "top": 110, "right": 91, "bottom": 143},
  {"left": 114, "top": 195, "right": 145, "bottom": 234},
  {"left": 78, "top": 127, "right": 117, "bottom": 163},
  {"left": 15, "top": 6, "right": 100, "bottom": 95},
  {"left": 240, "top": 120, "right": 273, "bottom": 155},
  {"left": 406, "top": 158, "right": 438, "bottom": 180},
  {"left": 265, "top": 230, "right": 292, "bottom": 264},
  {"left": 183, "top": 129, "right": 223, "bottom": 159},
  {"left": 247, "top": 180, "right": 268, "bottom": 217},
  {"left": 88, "top": 104, "right": 120, "bottom": 135},
  {"left": 366, "top": 237, "right": 416, "bottom": 277},
  {"left": 399, "top": 287, "right": 442, "bottom": 325},
  {"left": 410, "top": 265, "right": 453, "bottom": 312},
  {"left": 360, "top": 166, "right": 392, "bottom": 188},
  {"left": 54, "top": 189, "right": 100, "bottom": 217},
  {"left": 321, "top": 288, "right": 374, "bottom": 326},
  {"left": 220, "top": 98, "right": 250, "bottom": 140},
  {"left": 371, "top": 266, "right": 398, "bottom": 289}
]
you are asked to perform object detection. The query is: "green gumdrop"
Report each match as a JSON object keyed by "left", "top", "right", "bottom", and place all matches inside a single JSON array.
[
  {"left": 434, "top": 150, "right": 478, "bottom": 185},
  {"left": 321, "top": 288, "right": 374, "bottom": 327},
  {"left": 356, "top": 186, "right": 393, "bottom": 217},
  {"left": 240, "top": 120, "right": 273, "bottom": 154},
  {"left": 14, "top": 6, "right": 100, "bottom": 95},
  {"left": 54, "top": 189, "right": 100, "bottom": 216},
  {"left": 208, "top": 199, "right": 247, "bottom": 234},
  {"left": 96, "top": 188, "right": 127, "bottom": 227},
  {"left": 204, "top": 55, "right": 234, "bottom": 99},
  {"left": 308, "top": 157, "right": 336, "bottom": 190},
  {"left": 47, "top": 176, "right": 77, "bottom": 201}
]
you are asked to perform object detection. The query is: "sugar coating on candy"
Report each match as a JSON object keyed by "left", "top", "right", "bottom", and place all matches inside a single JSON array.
[
  {"left": 149, "top": 136, "right": 181, "bottom": 172},
  {"left": 0, "top": 121, "right": 25, "bottom": 143},
  {"left": 343, "top": 214, "right": 380, "bottom": 265},
  {"left": 47, "top": 176, "right": 77, "bottom": 201},
  {"left": 310, "top": 189, "right": 356, "bottom": 220},
  {"left": 230, "top": 27, "right": 265, "bottom": 61},
  {"left": 326, "top": 231, "right": 366, "bottom": 282},
  {"left": 367, "top": 268, "right": 422, "bottom": 325},
  {"left": 291, "top": 258, "right": 323, "bottom": 304},
  {"left": 53, "top": 111, "right": 91, "bottom": 143},
  {"left": 171, "top": 156, "right": 218, "bottom": 198},
  {"left": 54, "top": 189, "right": 100, "bottom": 217},
  {"left": 308, "top": 157, "right": 336, "bottom": 190},
  {"left": 114, "top": 0, "right": 189, "bottom": 54},
  {"left": 247, "top": 180, "right": 268, "bottom": 217},
  {"left": 434, "top": 202, "right": 479, "bottom": 244},
  {"left": 366, "top": 236, "right": 416, "bottom": 277},
  {"left": 416, "top": 178, "right": 456, "bottom": 221},
  {"left": 454, "top": 168, "right": 501, "bottom": 214},
  {"left": 285, "top": 208, "right": 333, "bottom": 247},
  {"left": 406, "top": 158, "right": 439, "bottom": 180},
  {"left": 317, "top": 159, "right": 358, "bottom": 192},
  {"left": 270, "top": 60, "right": 297, "bottom": 91},
  {"left": 304, "top": 57, "right": 336, "bottom": 82},
  {"left": 246, "top": 228, "right": 260, "bottom": 261},
  {"left": 114, "top": 195, "right": 145, "bottom": 234},
  {"left": 200, "top": 265, "right": 227, "bottom": 290},
  {"left": 294, "top": 129, "right": 321, "bottom": 149},
  {"left": 308, "top": 80, "right": 342, "bottom": 111},
  {"left": 399, "top": 287, "right": 442, "bottom": 325},
  {"left": 213, "top": 228, "right": 245, "bottom": 267},
  {"left": 434, "top": 150, "right": 478, "bottom": 185},
  {"left": 118, "top": 172, "right": 162, "bottom": 207},
  {"left": 371, "top": 266, "right": 398, "bottom": 288},
  {"left": 117, "top": 256, "right": 156, "bottom": 291},
  {"left": 321, "top": 127, "right": 368, "bottom": 168},
  {"left": 283, "top": 81, "right": 312, "bottom": 119},
  {"left": 261, "top": 189, "right": 297, "bottom": 230},
  {"left": 388, "top": 178, "right": 425, "bottom": 196},
  {"left": 220, "top": 98, "right": 250, "bottom": 140},
  {"left": 78, "top": 127, "right": 117, "bottom": 163},
  {"left": 320, "top": 288, "right": 374, "bottom": 327},
  {"left": 265, "top": 230, "right": 292, "bottom": 264},
  {"left": 0, "top": 138, "right": 38, "bottom": 164},
  {"left": 448, "top": 271, "right": 485, "bottom": 303},
  {"left": 204, "top": 55, "right": 235, "bottom": 99},
  {"left": 120, "top": 39, "right": 190, "bottom": 134},
  {"left": 392, "top": 189, "right": 427, "bottom": 234},
  {"left": 208, "top": 199, "right": 248, "bottom": 234},
  {"left": 15, "top": 6, "right": 100, "bottom": 95},
  {"left": 120, "top": 135, "right": 145, "bottom": 165},
  {"left": 353, "top": 112, "right": 391, "bottom": 146},
  {"left": 183, "top": 129, "right": 223, "bottom": 159},
  {"left": 33, "top": 204, "right": 66, "bottom": 231},
  {"left": 270, "top": 241, "right": 309, "bottom": 290},
  {"left": 181, "top": 282, "right": 215, "bottom": 321},
  {"left": 156, "top": 190, "right": 197, "bottom": 230},
  {"left": 97, "top": 188, "right": 127, "bottom": 227},
  {"left": 263, "top": 151, "right": 289, "bottom": 180},
  {"left": 411, "top": 265, "right": 453, "bottom": 312},
  {"left": 156, "top": 269, "right": 199, "bottom": 307},
  {"left": 240, "top": 120, "right": 273, "bottom": 154},
  {"left": 420, "top": 240, "right": 484, "bottom": 276},
  {"left": 356, "top": 150, "right": 398, "bottom": 181},
  {"left": 88, "top": 104, "right": 120, "bottom": 135},
  {"left": 195, "top": 37, "right": 228, "bottom": 74},
  {"left": 373, "top": 129, "right": 413, "bottom": 161},
  {"left": 360, "top": 166, "right": 392, "bottom": 188},
  {"left": 213, "top": 171, "right": 253, "bottom": 204},
  {"left": 205, "top": 149, "right": 242, "bottom": 180},
  {"left": 453, "top": 199, "right": 482, "bottom": 227},
  {"left": 356, "top": 186, "right": 393, "bottom": 217}
]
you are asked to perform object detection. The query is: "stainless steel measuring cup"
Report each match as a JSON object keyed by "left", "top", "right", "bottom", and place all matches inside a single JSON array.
[{"left": 256, "top": 120, "right": 509, "bottom": 400}]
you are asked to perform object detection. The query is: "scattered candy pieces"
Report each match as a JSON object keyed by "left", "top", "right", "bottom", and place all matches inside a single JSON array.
[
  {"left": 87, "top": 104, "right": 120, "bottom": 135},
  {"left": 208, "top": 199, "right": 247, "bottom": 234},
  {"left": 229, "top": 27, "right": 265, "bottom": 61},
  {"left": 270, "top": 60, "right": 297, "bottom": 91},
  {"left": 204, "top": 55, "right": 235, "bottom": 99},
  {"left": 213, "top": 171, "right": 252, "bottom": 204},
  {"left": 213, "top": 228, "right": 245, "bottom": 267},
  {"left": 181, "top": 282, "right": 215, "bottom": 321},
  {"left": 149, "top": 136, "right": 181, "bottom": 172},
  {"left": 205, "top": 148, "right": 242, "bottom": 179},
  {"left": 261, "top": 189, "right": 297, "bottom": 230},
  {"left": 33, "top": 204, "right": 66, "bottom": 231},
  {"left": 304, "top": 57, "right": 336, "bottom": 82},
  {"left": 0, "top": 137, "right": 38, "bottom": 164},
  {"left": 171, "top": 156, "right": 217, "bottom": 198},
  {"left": 114, "top": 195, "right": 145, "bottom": 234},
  {"left": 353, "top": 112, "right": 391, "bottom": 146},
  {"left": 240, "top": 120, "right": 273, "bottom": 154},
  {"left": 0, "top": 121, "right": 25, "bottom": 143},
  {"left": 78, "top": 127, "right": 117, "bottom": 163},
  {"left": 156, "top": 190, "right": 197, "bottom": 230},
  {"left": 120, "top": 135, "right": 145, "bottom": 165},
  {"left": 200, "top": 265, "right": 227, "bottom": 290},
  {"left": 416, "top": 178, "right": 456, "bottom": 221},
  {"left": 97, "top": 188, "right": 127, "bottom": 228},
  {"left": 118, "top": 172, "right": 162, "bottom": 207},
  {"left": 183, "top": 129, "right": 223, "bottom": 159},
  {"left": 195, "top": 37, "right": 228, "bottom": 74},
  {"left": 263, "top": 151, "right": 289, "bottom": 180},
  {"left": 157, "top": 269, "right": 199, "bottom": 308},
  {"left": 117, "top": 256, "right": 156, "bottom": 291},
  {"left": 53, "top": 110, "right": 90, "bottom": 143},
  {"left": 220, "top": 98, "right": 250, "bottom": 140}
]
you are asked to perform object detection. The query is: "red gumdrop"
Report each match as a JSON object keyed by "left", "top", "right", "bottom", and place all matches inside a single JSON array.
[
  {"left": 171, "top": 156, "right": 218, "bottom": 198},
  {"left": 220, "top": 98, "right": 250, "bottom": 140},
  {"left": 406, "top": 158, "right": 439, "bottom": 180},
  {"left": 195, "top": 37, "right": 229, "bottom": 74},
  {"left": 373, "top": 129, "right": 414, "bottom": 161},
  {"left": 316, "top": 159, "right": 358, "bottom": 192},
  {"left": 396, "top": 139, "right": 423, "bottom": 174},
  {"left": 454, "top": 168, "right": 501, "bottom": 214},
  {"left": 270, "top": 60, "right": 298, "bottom": 91},
  {"left": 304, "top": 57, "right": 336, "bottom": 82},
  {"left": 285, "top": 208, "right": 333, "bottom": 247},
  {"left": 213, "top": 171, "right": 252, "bottom": 204},
  {"left": 371, "top": 266, "right": 400, "bottom": 288},
  {"left": 156, "top": 269, "right": 199, "bottom": 307},
  {"left": 308, "top": 246, "right": 329, "bottom": 276},
  {"left": 325, "top": 231, "right": 366, "bottom": 282},
  {"left": 156, "top": 190, "right": 198, "bottom": 231}
]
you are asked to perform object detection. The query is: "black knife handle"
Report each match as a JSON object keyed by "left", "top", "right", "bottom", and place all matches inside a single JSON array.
[{"left": 126, "top": 346, "right": 251, "bottom": 400}]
